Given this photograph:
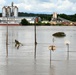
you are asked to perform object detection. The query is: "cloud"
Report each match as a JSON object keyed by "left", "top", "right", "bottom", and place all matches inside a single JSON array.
[
  {"left": 0, "top": 0, "right": 5, "bottom": 4},
  {"left": 0, "top": 0, "right": 76, "bottom": 14},
  {"left": 0, "top": 0, "right": 6, "bottom": 11},
  {"left": 0, "top": 0, "right": 5, "bottom": 6},
  {"left": 69, "top": 0, "right": 76, "bottom": 3}
]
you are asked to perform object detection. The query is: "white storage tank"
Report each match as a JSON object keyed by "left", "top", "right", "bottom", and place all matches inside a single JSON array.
[
  {"left": 2, "top": 6, "right": 6, "bottom": 17},
  {"left": 14, "top": 6, "right": 18, "bottom": 17},
  {"left": 7, "top": 6, "right": 11, "bottom": 17},
  {"left": 53, "top": 12, "right": 57, "bottom": 19}
]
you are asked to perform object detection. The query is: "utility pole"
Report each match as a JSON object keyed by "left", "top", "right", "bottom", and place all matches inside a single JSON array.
[
  {"left": 6, "top": 8, "right": 8, "bottom": 57},
  {"left": 34, "top": 18, "right": 37, "bottom": 59}
]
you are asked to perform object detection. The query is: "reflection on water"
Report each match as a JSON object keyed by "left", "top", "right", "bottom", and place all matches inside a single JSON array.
[
  {"left": 0, "top": 26, "right": 76, "bottom": 75},
  {"left": 0, "top": 26, "right": 76, "bottom": 60}
]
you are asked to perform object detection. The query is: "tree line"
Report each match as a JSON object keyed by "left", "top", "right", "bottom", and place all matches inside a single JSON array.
[
  {"left": 18, "top": 12, "right": 76, "bottom": 22},
  {"left": 58, "top": 14, "right": 76, "bottom": 22},
  {"left": 0, "top": 12, "right": 76, "bottom": 22}
]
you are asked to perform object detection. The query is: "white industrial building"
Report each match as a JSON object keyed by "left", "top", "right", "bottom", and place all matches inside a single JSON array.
[
  {"left": 0, "top": 2, "right": 36, "bottom": 24},
  {"left": 2, "top": 2, "right": 18, "bottom": 17},
  {"left": 0, "top": 17, "right": 36, "bottom": 24}
]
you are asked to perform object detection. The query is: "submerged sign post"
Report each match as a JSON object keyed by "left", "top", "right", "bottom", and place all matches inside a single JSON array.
[
  {"left": 65, "top": 40, "right": 70, "bottom": 60},
  {"left": 48, "top": 45, "right": 56, "bottom": 61},
  {"left": 48, "top": 37, "right": 56, "bottom": 61}
]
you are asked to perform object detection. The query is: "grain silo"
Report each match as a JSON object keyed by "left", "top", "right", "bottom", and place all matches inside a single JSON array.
[
  {"left": 2, "top": 6, "right": 6, "bottom": 17},
  {"left": 7, "top": 6, "right": 11, "bottom": 17},
  {"left": 14, "top": 6, "right": 18, "bottom": 17}
]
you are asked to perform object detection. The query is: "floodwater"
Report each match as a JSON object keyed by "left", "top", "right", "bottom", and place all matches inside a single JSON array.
[{"left": 0, "top": 26, "right": 76, "bottom": 75}]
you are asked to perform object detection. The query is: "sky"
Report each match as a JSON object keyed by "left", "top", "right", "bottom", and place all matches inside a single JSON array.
[{"left": 1, "top": 0, "right": 76, "bottom": 14}]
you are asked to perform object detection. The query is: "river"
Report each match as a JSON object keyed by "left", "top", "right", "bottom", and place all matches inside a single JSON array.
[{"left": 0, "top": 26, "right": 76, "bottom": 75}]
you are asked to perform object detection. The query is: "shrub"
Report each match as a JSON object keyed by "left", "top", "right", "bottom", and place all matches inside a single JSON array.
[{"left": 20, "top": 18, "right": 30, "bottom": 25}]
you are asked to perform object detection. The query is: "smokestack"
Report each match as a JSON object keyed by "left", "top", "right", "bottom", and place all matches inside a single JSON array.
[
  {"left": 12, "top": 2, "right": 14, "bottom": 7},
  {"left": 11, "top": 2, "right": 14, "bottom": 17}
]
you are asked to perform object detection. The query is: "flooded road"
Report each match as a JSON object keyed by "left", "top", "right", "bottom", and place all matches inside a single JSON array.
[{"left": 0, "top": 26, "right": 76, "bottom": 75}]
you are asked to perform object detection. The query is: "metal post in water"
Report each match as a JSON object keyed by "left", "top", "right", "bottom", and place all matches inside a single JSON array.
[
  {"left": 6, "top": 10, "right": 8, "bottom": 57},
  {"left": 35, "top": 23, "right": 37, "bottom": 45},
  {"left": 34, "top": 19, "right": 37, "bottom": 59},
  {"left": 67, "top": 44, "right": 69, "bottom": 60},
  {"left": 34, "top": 44, "right": 37, "bottom": 60},
  {"left": 65, "top": 40, "right": 70, "bottom": 60},
  {"left": 6, "top": 26, "right": 8, "bottom": 57},
  {"left": 50, "top": 49, "right": 51, "bottom": 61},
  {"left": 34, "top": 21, "right": 37, "bottom": 59}
]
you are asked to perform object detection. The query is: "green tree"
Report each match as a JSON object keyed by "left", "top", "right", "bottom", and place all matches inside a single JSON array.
[{"left": 20, "top": 18, "right": 30, "bottom": 25}]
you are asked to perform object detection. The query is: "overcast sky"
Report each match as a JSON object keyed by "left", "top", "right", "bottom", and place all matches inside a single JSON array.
[{"left": 1, "top": 0, "right": 76, "bottom": 14}]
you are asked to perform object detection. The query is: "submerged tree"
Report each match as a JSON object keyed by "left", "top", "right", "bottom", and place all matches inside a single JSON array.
[{"left": 52, "top": 32, "right": 66, "bottom": 37}]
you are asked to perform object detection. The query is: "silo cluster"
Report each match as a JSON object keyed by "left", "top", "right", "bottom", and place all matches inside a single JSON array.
[{"left": 2, "top": 2, "right": 18, "bottom": 17}]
